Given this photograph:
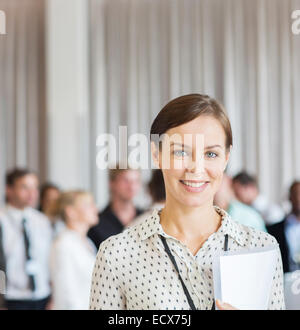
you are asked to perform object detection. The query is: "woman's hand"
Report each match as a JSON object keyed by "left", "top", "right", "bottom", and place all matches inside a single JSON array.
[{"left": 216, "top": 299, "right": 238, "bottom": 310}]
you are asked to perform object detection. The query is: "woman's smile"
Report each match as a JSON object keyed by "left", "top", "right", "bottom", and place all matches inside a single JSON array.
[{"left": 179, "top": 180, "right": 209, "bottom": 193}]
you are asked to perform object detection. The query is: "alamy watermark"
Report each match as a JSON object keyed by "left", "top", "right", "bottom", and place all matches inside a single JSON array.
[
  {"left": 96, "top": 126, "right": 208, "bottom": 172},
  {"left": 0, "top": 10, "right": 6, "bottom": 35},
  {"left": 292, "top": 10, "right": 300, "bottom": 35}
]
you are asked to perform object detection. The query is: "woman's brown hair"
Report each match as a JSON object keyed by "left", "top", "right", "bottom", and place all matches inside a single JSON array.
[{"left": 150, "top": 94, "right": 233, "bottom": 151}]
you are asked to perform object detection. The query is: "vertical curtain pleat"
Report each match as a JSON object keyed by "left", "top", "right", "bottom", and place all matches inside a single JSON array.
[
  {"left": 89, "top": 0, "right": 109, "bottom": 205},
  {"left": 292, "top": 0, "right": 300, "bottom": 184},
  {"left": 0, "top": 0, "right": 46, "bottom": 204}
]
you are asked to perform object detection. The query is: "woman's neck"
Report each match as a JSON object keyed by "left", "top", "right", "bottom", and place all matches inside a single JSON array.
[
  {"left": 160, "top": 199, "right": 221, "bottom": 254},
  {"left": 66, "top": 220, "right": 89, "bottom": 237},
  {"left": 43, "top": 209, "right": 56, "bottom": 222}
]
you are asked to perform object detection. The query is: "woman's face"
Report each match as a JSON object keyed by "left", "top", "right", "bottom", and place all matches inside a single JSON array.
[
  {"left": 153, "top": 115, "right": 231, "bottom": 208},
  {"left": 72, "top": 195, "right": 99, "bottom": 227},
  {"left": 42, "top": 188, "right": 60, "bottom": 215}
]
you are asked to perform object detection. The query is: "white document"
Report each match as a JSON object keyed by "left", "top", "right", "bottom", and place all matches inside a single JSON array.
[{"left": 213, "top": 245, "right": 279, "bottom": 310}]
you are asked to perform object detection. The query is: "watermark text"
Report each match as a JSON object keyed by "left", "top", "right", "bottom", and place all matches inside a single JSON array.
[{"left": 96, "top": 126, "right": 223, "bottom": 172}]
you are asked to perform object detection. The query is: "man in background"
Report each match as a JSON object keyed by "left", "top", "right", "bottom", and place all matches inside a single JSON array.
[
  {"left": 88, "top": 166, "right": 142, "bottom": 249},
  {"left": 0, "top": 168, "right": 52, "bottom": 310},
  {"left": 0, "top": 210, "right": 5, "bottom": 308},
  {"left": 232, "top": 171, "right": 285, "bottom": 225},
  {"left": 267, "top": 181, "right": 300, "bottom": 273},
  {"left": 214, "top": 174, "right": 266, "bottom": 232}
]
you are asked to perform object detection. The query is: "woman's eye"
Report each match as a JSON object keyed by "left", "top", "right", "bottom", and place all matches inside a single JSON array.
[
  {"left": 206, "top": 151, "right": 218, "bottom": 158},
  {"left": 173, "top": 150, "right": 188, "bottom": 157}
]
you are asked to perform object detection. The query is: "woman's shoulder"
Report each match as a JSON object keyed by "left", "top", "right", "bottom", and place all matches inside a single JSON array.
[
  {"left": 98, "top": 221, "right": 143, "bottom": 253},
  {"left": 98, "top": 210, "right": 158, "bottom": 256},
  {"left": 231, "top": 217, "right": 278, "bottom": 248},
  {"left": 216, "top": 206, "right": 277, "bottom": 248}
]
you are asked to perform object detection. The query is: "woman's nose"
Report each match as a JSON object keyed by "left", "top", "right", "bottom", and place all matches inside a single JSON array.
[{"left": 186, "top": 150, "right": 204, "bottom": 174}]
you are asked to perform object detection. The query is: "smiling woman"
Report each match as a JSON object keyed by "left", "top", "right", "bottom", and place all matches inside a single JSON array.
[
  {"left": 150, "top": 95, "right": 232, "bottom": 213},
  {"left": 90, "top": 94, "right": 285, "bottom": 310}
]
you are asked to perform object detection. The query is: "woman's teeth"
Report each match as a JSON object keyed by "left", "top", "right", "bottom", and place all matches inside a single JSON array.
[{"left": 181, "top": 180, "right": 207, "bottom": 188}]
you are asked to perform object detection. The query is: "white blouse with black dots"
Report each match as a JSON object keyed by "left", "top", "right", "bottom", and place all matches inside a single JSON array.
[{"left": 89, "top": 207, "right": 285, "bottom": 310}]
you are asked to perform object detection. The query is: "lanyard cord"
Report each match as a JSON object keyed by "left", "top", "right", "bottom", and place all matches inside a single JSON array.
[{"left": 160, "top": 234, "right": 229, "bottom": 310}]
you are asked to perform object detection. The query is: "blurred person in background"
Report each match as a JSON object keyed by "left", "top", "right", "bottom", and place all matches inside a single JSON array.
[
  {"left": 232, "top": 171, "right": 285, "bottom": 225},
  {"left": 131, "top": 169, "right": 166, "bottom": 227},
  {"left": 0, "top": 210, "right": 5, "bottom": 308},
  {"left": 0, "top": 168, "right": 52, "bottom": 310},
  {"left": 39, "top": 182, "right": 64, "bottom": 237},
  {"left": 0, "top": 209, "right": 5, "bottom": 273},
  {"left": 50, "top": 190, "right": 98, "bottom": 310},
  {"left": 88, "top": 166, "right": 143, "bottom": 249},
  {"left": 214, "top": 174, "right": 266, "bottom": 232},
  {"left": 267, "top": 181, "right": 300, "bottom": 273},
  {"left": 39, "top": 182, "right": 60, "bottom": 218}
]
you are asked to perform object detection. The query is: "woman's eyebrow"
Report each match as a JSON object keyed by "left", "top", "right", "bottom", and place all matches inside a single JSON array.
[
  {"left": 170, "top": 142, "right": 191, "bottom": 149},
  {"left": 205, "top": 145, "right": 222, "bottom": 149},
  {"left": 170, "top": 142, "right": 222, "bottom": 149}
]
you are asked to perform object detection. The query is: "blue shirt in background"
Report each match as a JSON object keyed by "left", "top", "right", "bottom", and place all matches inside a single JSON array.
[
  {"left": 284, "top": 214, "right": 300, "bottom": 271},
  {"left": 227, "top": 200, "right": 267, "bottom": 232}
]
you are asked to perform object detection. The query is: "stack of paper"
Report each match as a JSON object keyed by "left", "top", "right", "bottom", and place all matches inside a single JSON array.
[{"left": 213, "top": 246, "right": 279, "bottom": 310}]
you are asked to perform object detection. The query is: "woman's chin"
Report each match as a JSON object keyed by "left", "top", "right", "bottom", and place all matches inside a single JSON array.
[{"left": 178, "top": 196, "right": 208, "bottom": 208}]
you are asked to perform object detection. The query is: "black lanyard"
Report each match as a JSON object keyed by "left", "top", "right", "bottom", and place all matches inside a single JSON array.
[{"left": 160, "top": 234, "right": 229, "bottom": 310}]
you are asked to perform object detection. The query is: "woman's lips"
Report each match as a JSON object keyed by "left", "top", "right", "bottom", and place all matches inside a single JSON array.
[{"left": 179, "top": 180, "right": 209, "bottom": 193}]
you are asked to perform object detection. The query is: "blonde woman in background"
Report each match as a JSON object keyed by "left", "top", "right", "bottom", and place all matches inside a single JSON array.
[{"left": 50, "top": 191, "right": 98, "bottom": 310}]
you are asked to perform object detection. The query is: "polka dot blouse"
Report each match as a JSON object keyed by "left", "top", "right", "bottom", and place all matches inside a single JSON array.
[{"left": 89, "top": 206, "right": 285, "bottom": 310}]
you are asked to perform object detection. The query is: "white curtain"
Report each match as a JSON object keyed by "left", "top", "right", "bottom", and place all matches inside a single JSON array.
[
  {"left": 0, "top": 0, "right": 46, "bottom": 203},
  {"left": 89, "top": 0, "right": 300, "bottom": 207},
  {"left": 1, "top": 0, "right": 299, "bottom": 209}
]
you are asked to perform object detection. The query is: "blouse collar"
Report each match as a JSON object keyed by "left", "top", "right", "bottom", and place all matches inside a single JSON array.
[{"left": 138, "top": 205, "right": 247, "bottom": 247}]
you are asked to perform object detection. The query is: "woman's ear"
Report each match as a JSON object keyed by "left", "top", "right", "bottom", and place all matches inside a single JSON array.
[
  {"left": 224, "top": 145, "right": 232, "bottom": 171},
  {"left": 151, "top": 141, "right": 160, "bottom": 169}
]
